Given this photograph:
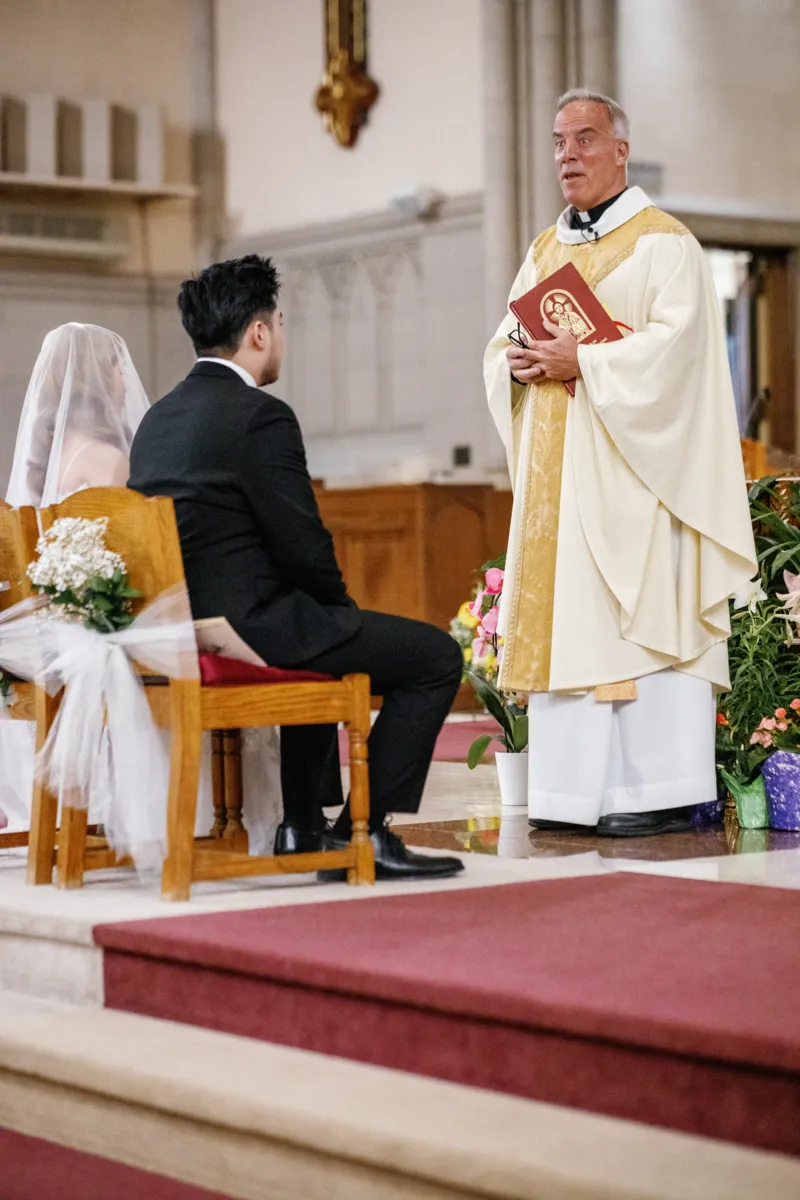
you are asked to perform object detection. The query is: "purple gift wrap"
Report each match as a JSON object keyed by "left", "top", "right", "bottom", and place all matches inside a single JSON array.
[
  {"left": 690, "top": 799, "right": 724, "bottom": 828},
  {"left": 761, "top": 751, "right": 800, "bottom": 830}
]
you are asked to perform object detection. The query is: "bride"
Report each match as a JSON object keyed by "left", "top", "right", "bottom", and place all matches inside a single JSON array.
[{"left": 1, "top": 323, "right": 281, "bottom": 853}]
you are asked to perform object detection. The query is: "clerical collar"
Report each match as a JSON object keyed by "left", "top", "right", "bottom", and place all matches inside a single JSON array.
[
  {"left": 555, "top": 186, "right": 653, "bottom": 245},
  {"left": 569, "top": 188, "right": 628, "bottom": 231}
]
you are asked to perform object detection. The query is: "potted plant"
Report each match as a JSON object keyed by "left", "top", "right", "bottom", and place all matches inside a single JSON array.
[
  {"left": 451, "top": 555, "right": 528, "bottom": 807},
  {"left": 716, "top": 477, "right": 800, "bottom": 828}
]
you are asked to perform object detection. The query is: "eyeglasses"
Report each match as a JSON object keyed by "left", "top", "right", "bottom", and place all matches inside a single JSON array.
[{"left": 507, "top": 322, "right": 530, "bottom": 349}]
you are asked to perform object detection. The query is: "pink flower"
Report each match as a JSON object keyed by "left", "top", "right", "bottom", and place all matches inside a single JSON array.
[
  {"left": 791, "top": 699, "right": 800, "bottom": 711},
  {"left": 776, "top": 708, "right": 787, "bottom": 719},
  {"left": 750, "top": 732, "right": 762, "bottom": 745},
  {"left": 784, "top": 570, "right": 800, "bottom": 595},
  {"left": 763, "top": 733, "right": 774, "bottom": 748},
  {"left": 480, "top": 605, "right": 499, "bottom": 636},
  {"left": 485, "top": 568, "right": 504, "bottom": 596},
  {"left": 760, "top": 718, "right": 777, "bottom": 731},
  {"left": 777, "top": 721, "right": 789, "bottom": 731},
  {"left": 472, "top": 636, "right": 489, "bottom": 660},
  {"left": 469, "top": 590, "right": 487, "bottom": 618}
]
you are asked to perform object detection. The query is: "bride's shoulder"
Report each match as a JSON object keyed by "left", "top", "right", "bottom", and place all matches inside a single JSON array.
[{"left": 69, "top": 440, "right": 130, "bottom": 490}]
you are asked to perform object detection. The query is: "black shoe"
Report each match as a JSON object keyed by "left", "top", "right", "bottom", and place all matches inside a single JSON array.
[
  {"left": 595, "top": 806, "right": 695, "bottom": 838},
  {"left": 318, "top": 822, "right": 465, "bottom": 882},
  {"left": 529, "top": 818, "right": 596, "bottom": 832},
  {"left": 274, "top": 823, "right": 336, "bottom": 855}
]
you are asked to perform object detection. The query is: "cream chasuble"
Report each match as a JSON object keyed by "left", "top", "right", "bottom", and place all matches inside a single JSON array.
[{"left": 485, "top": 187, "right": 757, "bottom": 696}]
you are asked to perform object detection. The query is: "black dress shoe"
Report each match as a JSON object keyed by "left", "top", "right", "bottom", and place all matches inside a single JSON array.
[
  {"left": 274, "top": 823, "right": 334, "bottom": 855},
  {"left": 596, "top": 805, "right": 695, "bottom": 838},
  {"left": 318, "top": 822, "right": 465, "bottom": 882},
  {"left": 529, "top": 818, "right": 596, "bottom": 832}
]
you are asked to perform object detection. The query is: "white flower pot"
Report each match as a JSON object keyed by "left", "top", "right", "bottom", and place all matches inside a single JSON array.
[{"left": 495, "top": 750, "right": 528, "bottom": 808}]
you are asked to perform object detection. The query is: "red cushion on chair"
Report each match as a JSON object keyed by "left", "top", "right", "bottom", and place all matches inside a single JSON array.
[{"left": 199, "top": 652, "right": 335, "bottom": 687}]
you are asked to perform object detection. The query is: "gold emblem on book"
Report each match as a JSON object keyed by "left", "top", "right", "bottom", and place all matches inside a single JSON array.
[{"left": 541, "top": 289, "right": 595, "bottom": 341}]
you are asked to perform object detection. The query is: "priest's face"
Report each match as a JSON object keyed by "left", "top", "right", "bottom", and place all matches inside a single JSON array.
[{"left": 553, "top": 101, "right": 629, "bottom": 211}]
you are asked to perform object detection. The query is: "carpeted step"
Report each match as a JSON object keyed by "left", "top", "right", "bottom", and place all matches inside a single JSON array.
[
  {"left": 96, "top": 873, "right": 800, "bottom": 1158},
  {"left": 0, "top": 1008, "right": 799, "bottom": 1200},
  {"left": 97, "top": 873, "right": 800, "bottom": 1161}
]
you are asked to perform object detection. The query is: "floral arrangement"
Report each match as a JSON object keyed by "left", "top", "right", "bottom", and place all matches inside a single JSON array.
[
  {"left": 450, "top": 554, "right": 528, "bottom": 768},
  {"left": 28, "top": 517, "right": 139, "bottom": 633},
  {"left": 716, "top": 477, "right": 800, "bottom": 793}
]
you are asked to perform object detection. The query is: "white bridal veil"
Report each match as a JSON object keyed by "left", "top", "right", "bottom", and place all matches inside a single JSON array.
[{"left": 5, "top": 323, "right": 150, "bottom": 507}]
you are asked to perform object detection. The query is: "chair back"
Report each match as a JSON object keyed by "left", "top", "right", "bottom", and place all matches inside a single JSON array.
[
  {"left": 38, "top": 488, "right": 186, "bottom": 610},
  {"left": 0, "top": 500, "right": 38, "bottom": 611}
]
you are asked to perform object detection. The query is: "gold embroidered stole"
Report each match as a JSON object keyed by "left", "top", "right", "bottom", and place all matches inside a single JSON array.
[{"left": 499, "top": 207, "right": 688, "bottom": 693}]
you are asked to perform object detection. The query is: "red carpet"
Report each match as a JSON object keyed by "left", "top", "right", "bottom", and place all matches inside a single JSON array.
[
  {"left": 95, "top": 874, "right": 800, "bottom": 1156},
  {"left": 339, "top": 718, "right": 497, "bottom": 763},
  {"left": 0, "top": 1129, "right": 233, "bottom": 1200}
]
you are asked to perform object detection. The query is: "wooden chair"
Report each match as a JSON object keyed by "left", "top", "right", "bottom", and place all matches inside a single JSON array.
[
  {"left": 0, "top": 501, "right": 59, "bottom": 858},
  {"left": 26, "top": 488, "right": 375, "bottom": 900}
]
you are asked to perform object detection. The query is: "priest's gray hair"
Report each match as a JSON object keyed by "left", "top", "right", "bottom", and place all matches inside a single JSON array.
[{"left": 557, "top": 88, "right": 630, "bottom": 140}]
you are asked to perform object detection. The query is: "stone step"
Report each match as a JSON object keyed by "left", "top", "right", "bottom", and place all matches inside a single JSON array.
[{"left": 0, "top": 1008, "right": 798, "bottom": 1200}]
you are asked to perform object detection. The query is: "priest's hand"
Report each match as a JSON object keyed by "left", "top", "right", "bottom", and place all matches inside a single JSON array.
[
  {"left": 524, "top": 318, "right": 582, "bottom": 382},
  {"left": 506, "top": 340, "right": 542, "bottom": 385}
]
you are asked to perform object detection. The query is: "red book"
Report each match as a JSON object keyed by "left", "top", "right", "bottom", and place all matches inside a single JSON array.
[{"left": 509, "top": 261, "right": 624, "bottom": 396}]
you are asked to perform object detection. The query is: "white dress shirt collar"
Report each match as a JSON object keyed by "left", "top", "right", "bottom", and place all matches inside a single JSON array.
[{"left": 196, "top": 357, "right": 258, "bottom": 388}]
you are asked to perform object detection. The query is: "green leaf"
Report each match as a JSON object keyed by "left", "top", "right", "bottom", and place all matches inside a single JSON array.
[
  {"left": 467, "top": 734, "right": 493, "bottom": 769},
  {"left": 467, "top": 671, "right": 511, "bottom": 736},
  {"left": 510, "top": 714, "right": 529, "bottom": 753},
  {"left": 479, "top": 552, "right": 506, "bottom": 573}
]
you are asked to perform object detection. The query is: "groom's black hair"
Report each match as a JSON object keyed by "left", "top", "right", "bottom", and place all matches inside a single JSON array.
[{"left": 178, "top": 254, "right": 281, "bottom": 355}]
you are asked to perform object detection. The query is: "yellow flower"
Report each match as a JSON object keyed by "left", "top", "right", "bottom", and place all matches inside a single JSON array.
[
  {"left": 457, "top": 602, "right": 480, "bottom": 630},
  {"left": 463, "top": 647, "right": 473, "bottom": 663},
  {"left": 483, "top": 652, "right": 496, "bottom": 670}
]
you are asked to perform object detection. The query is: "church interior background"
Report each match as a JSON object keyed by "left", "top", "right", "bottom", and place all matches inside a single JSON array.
[{"left": 0, "top": 1, "right": 800, "bottom": 1197}]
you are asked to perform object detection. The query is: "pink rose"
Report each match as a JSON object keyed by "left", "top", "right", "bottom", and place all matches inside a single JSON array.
[
  {"left": 763, "top": 733, "right": 774, "bottom": 748},
  {"left": 750, "top": 732, "right": 762, "bottom": 745},
  {"left": 776, "top": 708, "right": 787, "bottom": 719},
  {"left": 791, "top": 699, "right": 800, "bottom": 711},
  {"left": 481, "top": 605, "right": 499, "bottom": 636},
  {"left": 485, "top": 568, "right": 504, "bottom": 595},
  {"left": 777, "top": 721, "right": 789, "bottom": 731},
  {"left": 762, "top": 718, "right": 777, "bottom": 731}
]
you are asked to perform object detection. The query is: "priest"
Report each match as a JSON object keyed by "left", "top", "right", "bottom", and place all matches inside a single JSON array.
[{"left": 484, "top": 88, "right": 757, "bottom": 837}]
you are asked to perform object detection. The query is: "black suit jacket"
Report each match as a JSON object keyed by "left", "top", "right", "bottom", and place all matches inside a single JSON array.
[{"left": 128, "top": 361, "right": 362, "bottom": 666}]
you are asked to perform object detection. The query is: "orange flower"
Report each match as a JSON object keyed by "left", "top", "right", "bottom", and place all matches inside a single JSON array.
[
  {"left": 776, "top": 708, "right": 787, "bottom": 719},
  {"left": 716, "top": 713, "right": 729, "bottom": 726}
]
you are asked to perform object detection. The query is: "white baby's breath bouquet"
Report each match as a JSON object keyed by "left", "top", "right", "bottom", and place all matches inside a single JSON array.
[{"left": 28, "top": 517, "right": 140, "bottom": 633}]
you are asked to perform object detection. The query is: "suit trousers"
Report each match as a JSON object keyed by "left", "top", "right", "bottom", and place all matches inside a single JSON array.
[{"left": 279, "top": 610, "right": 463, "bottom": 831}]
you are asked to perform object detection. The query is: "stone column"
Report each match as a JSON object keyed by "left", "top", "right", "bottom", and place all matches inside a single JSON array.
[
  {"left": 482, "top": 0, "right": 520, "bottom": 337},
  {"left": 579, "top": 0, "right": 617, "bottom": 95},
  {"left": 527, "top": 0, "right": 567, "bottom": 236},
  {"left": 191, "top": 0, "right": 225, "bottom": 268}
]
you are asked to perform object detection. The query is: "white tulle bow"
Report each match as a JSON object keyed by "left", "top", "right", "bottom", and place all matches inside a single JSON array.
[{"left": 0, "top": 585, "right": 199, "bottom": 871}]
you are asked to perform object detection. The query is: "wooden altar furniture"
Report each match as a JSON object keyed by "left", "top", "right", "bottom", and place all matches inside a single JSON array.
[
  {"left": 26, "top": 488, "right": 374, "bottom": 900},
  {"left": 315, "top": 483, "right": 513, "bottom": 630}
]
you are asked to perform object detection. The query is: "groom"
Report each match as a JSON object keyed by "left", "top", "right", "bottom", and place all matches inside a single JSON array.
[{"left": 128, "top": 254, "right": 464, "bottom": 881}]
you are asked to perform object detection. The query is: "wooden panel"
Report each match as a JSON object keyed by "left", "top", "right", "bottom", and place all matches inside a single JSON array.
[
  {"left": 421, "top": 485, "right": 492, "bottom": 631},
  {"left": 318, "top": 486, "right": 423, "bottom": 620},
  {"left": 316, "top": 483, "right": 511, "bottom": 629},
  {"left": 763, "top": 255, "right": 796, "bottom": 454}
]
